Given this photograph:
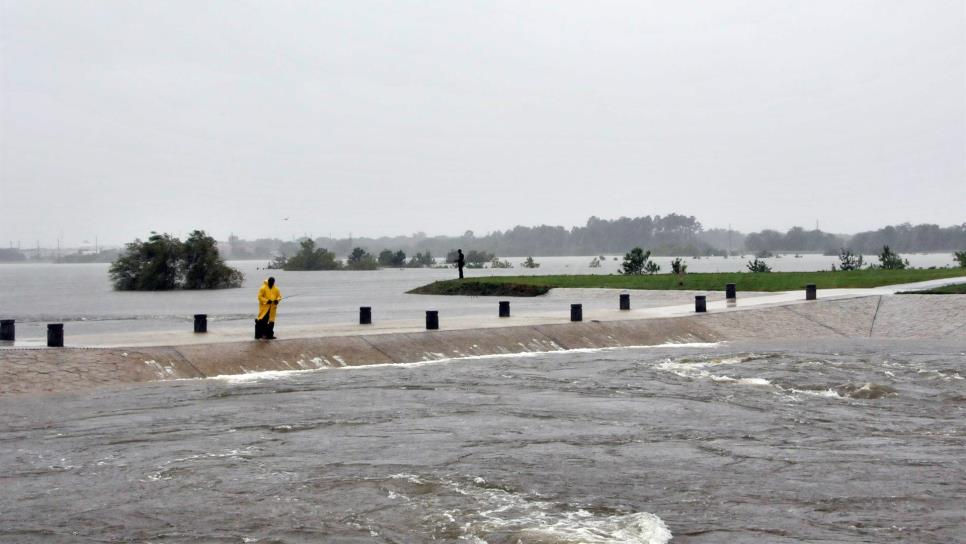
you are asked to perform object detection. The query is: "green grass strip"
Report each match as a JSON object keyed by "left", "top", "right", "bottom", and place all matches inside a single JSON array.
[
  {"left": 409, "top": 268, "right": 966, "bottom": 296},
  {"left": 897, "top": 283, "right": 966, "bottom": 295}
]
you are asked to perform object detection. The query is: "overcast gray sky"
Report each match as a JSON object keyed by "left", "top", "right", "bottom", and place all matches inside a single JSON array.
[{"left": 2, "top": 0, "right": 963, "bottom": 246}]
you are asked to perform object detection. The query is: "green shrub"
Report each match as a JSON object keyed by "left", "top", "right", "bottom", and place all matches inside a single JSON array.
[
  {"left": 282, "top": 239, "right": 342, "bottom": 270},
  {"left": 109, "top": 231, "right": 243, "bottom": 290},
  {"left": 621, "top": 247, "right": 657, "bottom": 275},
  {"left": 837, "top": 248, "right": 864, "bottom": 271},
  {"left": 746, "top": 258, "right": 771, "bottom": 273},
  {"left": 346, "top": 247, "right": 378, "bottom": 270},
  {"left": 378, "top": 249, "right": 407, "bottom": 267},
  {"left": 877, "top": 245, "right": 908, "bottom": 270},
  {"left": 182, "top": 230, "right": 245, "bottom": 289}
]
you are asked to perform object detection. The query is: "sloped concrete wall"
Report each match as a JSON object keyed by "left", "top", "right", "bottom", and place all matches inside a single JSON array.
[
  {"left": 2, "top": 295, "right": 963, "bottom": 395},
  {"left": 0, "top": 347, "right": 202, "bottom": 395}
]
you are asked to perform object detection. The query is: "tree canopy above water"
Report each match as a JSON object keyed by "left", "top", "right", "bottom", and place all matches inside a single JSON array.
[{"left": 109, "top": 231, "right": 243, "bottom": 290}]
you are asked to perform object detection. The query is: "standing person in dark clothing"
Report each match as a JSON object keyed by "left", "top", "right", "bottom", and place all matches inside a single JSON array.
[
  {"left": 455, "top": 249, "right": 465, "bottom": 279},
  {"left": 255, "top": 277, "right": 282, "bottom": 339}
]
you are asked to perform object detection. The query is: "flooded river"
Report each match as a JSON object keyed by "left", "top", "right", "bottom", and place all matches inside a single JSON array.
[
  {"left": 1, "top": 338, "right": 963, "bottom": 543},
  {"left": 0, "top": 253, "right": 959, "bottom": 342}
]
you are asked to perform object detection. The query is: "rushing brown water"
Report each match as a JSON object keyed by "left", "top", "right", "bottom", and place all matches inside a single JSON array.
[{"left": 1, "top": 338, "right": 963, "bottom": 543}]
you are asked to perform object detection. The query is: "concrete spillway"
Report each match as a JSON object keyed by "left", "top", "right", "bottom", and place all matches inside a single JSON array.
[{"left": 1, "top": 294, "right": 964, "bottom": 395}]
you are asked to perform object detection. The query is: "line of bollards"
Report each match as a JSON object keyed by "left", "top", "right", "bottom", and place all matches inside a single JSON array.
[{"left": 2, "top": 285, "right": 822, "bottom": 346}]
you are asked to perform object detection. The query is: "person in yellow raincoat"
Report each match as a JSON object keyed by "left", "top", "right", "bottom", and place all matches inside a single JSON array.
[{"left": 255, "top": 277, "right": 282, "bottom": 339}]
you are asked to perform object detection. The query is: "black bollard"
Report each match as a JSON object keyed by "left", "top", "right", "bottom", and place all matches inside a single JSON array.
[
  {"left": 725, "top": 283, "right": 736, "bottom": 300},
  {"left": 695, "top": 295, "right": 707, "bottom": 313},
  {"left": 806, "top": 284, "right": 817, "bottom": 300},
  {"left": 193, "top": 314, "right": 207, "bottom": 333},
  {"left": 360, "top": 306, "right": 372, "bottom": 325},
  {"left": 426, "top": 310, "right": 439, "bottom": 330},
  {"left": 619, "top": 293, "right": 630, "bottom": 311},
  {"left": 0, "top": 319, "right": 13, "bottom": 341},
  {"left": 499, "top": 301, "right": 510, "bottom": 318},
  {"left": 47, "top": 323, "right": 64, "bottom": 347},
  {"left": 570, "top": 304, "right": 583, "bottom": 322}
]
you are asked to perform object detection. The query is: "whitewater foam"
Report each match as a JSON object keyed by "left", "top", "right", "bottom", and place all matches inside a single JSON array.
[
  {"left": 655, "top": 356, "right": 898, "bottom": 400},
  {"left": 387, "top": 474, "right": 671, "bottom": 544},
  {"left": 212, "top": 342, "right": 722, "bottom": 383}
]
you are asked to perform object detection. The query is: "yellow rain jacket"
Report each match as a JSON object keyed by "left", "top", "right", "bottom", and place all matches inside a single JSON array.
[{"left": 257, "top": 280, "right": 282, "bottom": 321}]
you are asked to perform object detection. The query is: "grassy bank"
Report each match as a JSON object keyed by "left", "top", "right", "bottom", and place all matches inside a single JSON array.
[
  {"left": 409, "top": 268, "right": 966, "bottom": 296},
  {"left": 897, "top": 283, "right": 966, "bottom": 295}
]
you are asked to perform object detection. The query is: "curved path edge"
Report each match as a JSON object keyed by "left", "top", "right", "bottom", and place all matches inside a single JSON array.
[{"left": 1, "top": 295, "right": 963, "bottom": 395}]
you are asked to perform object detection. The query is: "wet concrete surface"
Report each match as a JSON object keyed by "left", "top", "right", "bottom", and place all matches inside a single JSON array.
[{"left": 3, "top": 293, "right": 965, "bottom": 396}]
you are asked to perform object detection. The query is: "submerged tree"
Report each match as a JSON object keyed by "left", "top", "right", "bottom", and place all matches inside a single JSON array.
[
  {"left": 266, "top": 254, "right": 287, "bottom": 270},
  {"left": 670, "top": 257, "right": 687, "bottom": 285},
  {"left": 110, "top": 233, "right": 183, "bottom": 290},
  {"left": 346, "top": 247, "right": 378, "bottom": 270},
  {"left": 182, "top": 230, "right": 245, "bottom": 289},
  {"left": 620, "top": 247, "right": 655, "bottom": 275},
  {"left": 446, "top": 249, "right": 494, "bottom": 265},
  {"left": 378, "top": 249, "right": 407, "bottom": 267},
  {"left": 109, "top": 231, "right": 243, "bottom": 290},
  {"left": 522, "top": 256, "right": 540, "bottom": 269},
  {"left": 407, "top": 251, "right": 434, "bottom": 268},
  {"left": 955, "top": 250, "right": 966, "bottom": 268},
  {"left": 837, "top": 249, "right": 864, "bottom": 271},
  {"left": 746, "top": 258, "right": 772, "bottom": 273},
  {"left": 876, "top": 245, "right": 908, "bottom": 270},
  {"left": 283, "top": 239, "right": 342, "bottom": 271}
]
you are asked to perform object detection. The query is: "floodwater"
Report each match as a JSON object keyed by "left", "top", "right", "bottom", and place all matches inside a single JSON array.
[
  {"left": 0, "top": 253, "right": 959, "bottom": 342},
  {"left": 1, "top": 339, "right": 963, "bottom": 543}
]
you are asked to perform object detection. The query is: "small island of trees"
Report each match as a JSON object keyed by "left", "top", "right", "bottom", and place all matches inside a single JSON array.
[
  {"left": 109, "top": 231, "right": 243, "bottom": 290},
  {"left": 272, "top": 239, "right": 439, "bottom": 270}
]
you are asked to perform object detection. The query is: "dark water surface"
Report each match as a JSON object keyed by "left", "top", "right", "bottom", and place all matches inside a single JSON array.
[{"left": 1, "top": 339, "right": 964, "bottom": 543}]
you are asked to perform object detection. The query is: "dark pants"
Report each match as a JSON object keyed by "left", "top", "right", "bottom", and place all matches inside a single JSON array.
[
  {"left": 458, "top": 266, "right": 464, "bottom": 279},
  {"left": 255, "top": 311, "right": 275, "bottom": 339}
]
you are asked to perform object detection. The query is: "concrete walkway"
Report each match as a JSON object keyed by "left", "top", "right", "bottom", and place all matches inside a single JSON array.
[
  {"left": 4, "top": 276, "right": 963, "bottom": 349},
  {"left": 1, "top": 277, "right": 964, "bottom": 395}
]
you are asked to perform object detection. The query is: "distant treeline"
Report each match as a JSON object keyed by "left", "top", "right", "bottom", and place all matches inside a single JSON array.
[
  {"left": 847, "top": 223, "right": 966, "bottom": 253},
  {"left": 227, "top": 214, "right": 736, "bottom": 259},
  {"left": 743, "top": 223, "right": 966, "bottom": 255},
  {"left": 0, "top": 248, "right": 26, "bottom": 262},
  {"left": 223, "top": 217, "right": 964, "bottom": 260},
  {"left": 744, "top": 228, "right": 845, "bottom": 254},
  {"left": 10, "top": 217, "right": 961, "bottom": 264}
]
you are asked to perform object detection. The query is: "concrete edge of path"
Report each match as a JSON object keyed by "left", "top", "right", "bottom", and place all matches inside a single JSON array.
[{"left": 1, "top": 291, "right": 964, "bottom": 396}]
